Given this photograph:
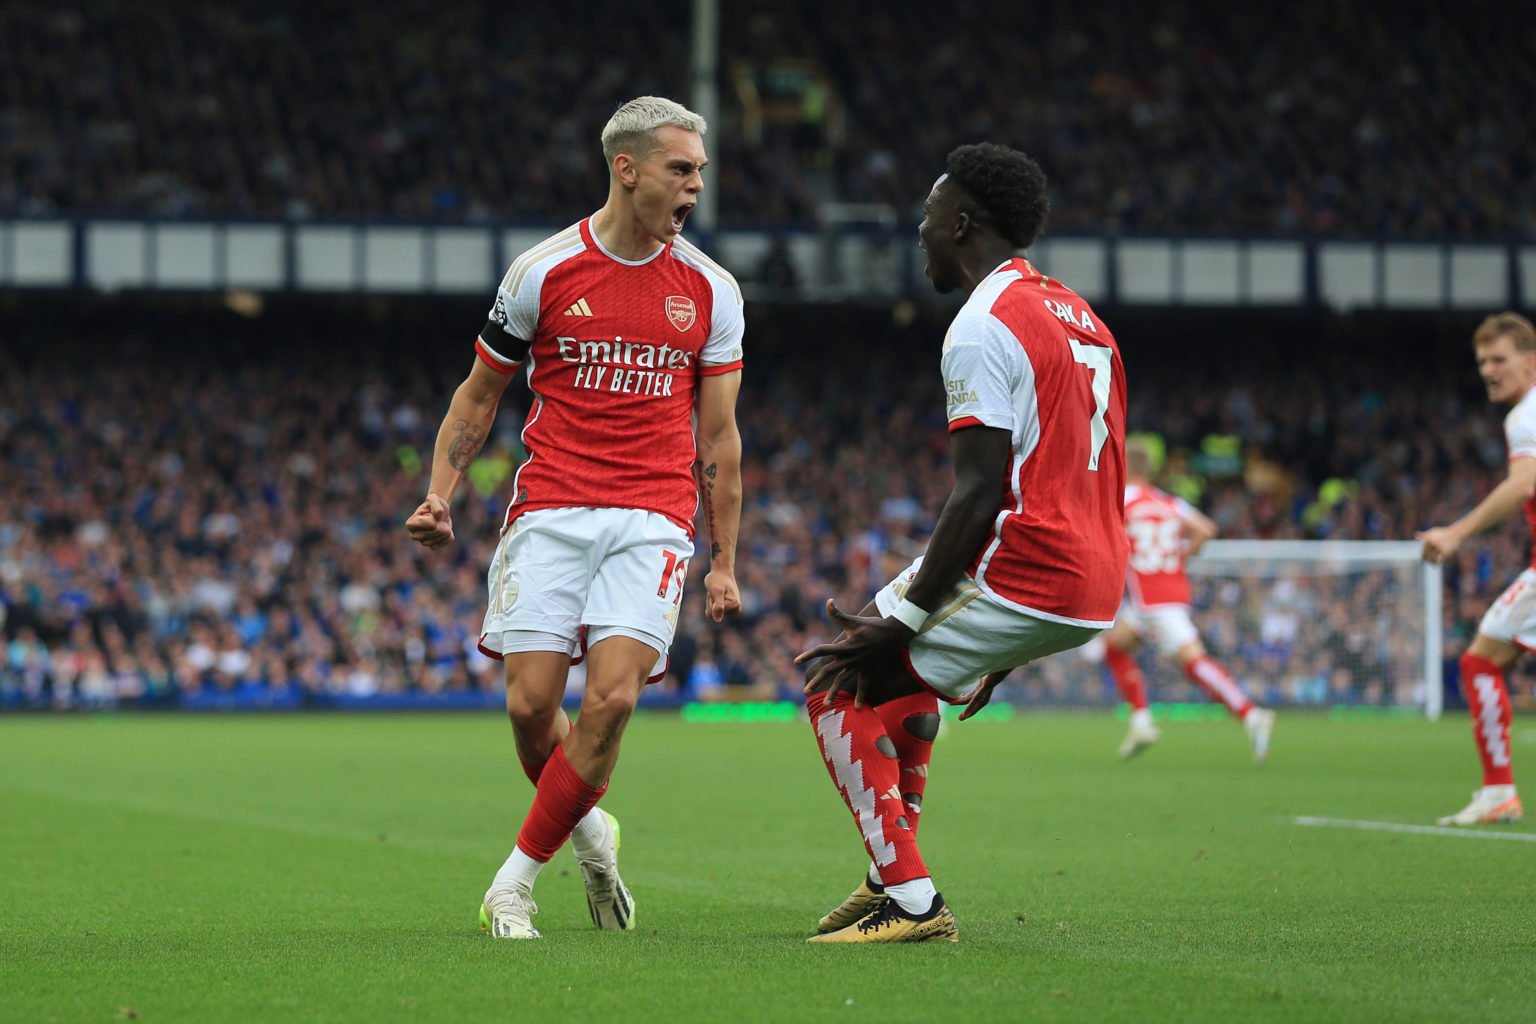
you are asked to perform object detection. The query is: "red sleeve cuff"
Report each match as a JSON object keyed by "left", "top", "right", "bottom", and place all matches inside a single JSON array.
[
  {"left": 475, "top": 337, "right": 520, "bottom": 374},
  {"left": 947, "top": 415, "right": 983, "bottom": 433},
  {"left": 699, "top": 359, "right": 743, "bottom": 377}
]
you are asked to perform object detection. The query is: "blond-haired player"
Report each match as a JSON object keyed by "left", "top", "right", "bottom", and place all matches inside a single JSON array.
[
  {"left": 1419, "top": 311, "right": 1536, "bottom": 826},
  {"left": 407, "top": 96, "right": 745, "bottom": 937}
]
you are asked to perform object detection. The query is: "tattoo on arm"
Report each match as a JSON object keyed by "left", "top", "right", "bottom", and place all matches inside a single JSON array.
[
  {"left": 697, "top": 460, "right": 720, "bottom": 559},
  {"left": 447, "top": 419, "right": 487, "bottom": 472}
]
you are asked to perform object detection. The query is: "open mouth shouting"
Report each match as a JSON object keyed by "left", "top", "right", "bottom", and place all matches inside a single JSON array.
[{"left": 671, "top": 202, "right": 695, "bottom": 233}]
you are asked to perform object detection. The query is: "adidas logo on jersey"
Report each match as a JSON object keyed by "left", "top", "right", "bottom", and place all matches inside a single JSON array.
[{"left": 563, "top": 298, "right": 594, "bottom": 317}]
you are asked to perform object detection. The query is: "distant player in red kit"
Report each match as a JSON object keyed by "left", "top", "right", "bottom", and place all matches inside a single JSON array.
[
  {"left": 1105, "top": 438, "right": 1275, "bottom": 762},
  {"left": 796, "top": 144, "right": 1127, "bottom": 943},
  {"left": 1419, "top": 312, "right": 1536, "bottom": 826},
  {"left": 406, "top": 96, "right": 745, "bottom": 938}
]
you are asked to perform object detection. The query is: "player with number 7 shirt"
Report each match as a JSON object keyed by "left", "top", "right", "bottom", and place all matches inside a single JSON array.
[{"left": 796, "top": 143, "right": 1128, "bottom": 943}]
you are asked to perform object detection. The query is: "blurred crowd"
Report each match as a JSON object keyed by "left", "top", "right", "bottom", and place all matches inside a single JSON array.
[
  {"left": 1, "top": 301, "right": 1531, "bottom": 712},
  {"left": 2, "top": 1, "right": 1531, "bottom": 238}
]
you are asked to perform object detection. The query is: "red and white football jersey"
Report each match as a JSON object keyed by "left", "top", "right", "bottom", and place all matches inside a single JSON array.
[
  {"left": 477, "top": 218, "right": 744, "bottom": 535},
  {"left": 1124, "top": 482, "right": 1196, "bottom": 608},
  {"left": 1503, "top": 383, "right": 1536, "bottom": 568},
  {"left": 943, "top": 257, "right": 1127, "bottom": 627}
]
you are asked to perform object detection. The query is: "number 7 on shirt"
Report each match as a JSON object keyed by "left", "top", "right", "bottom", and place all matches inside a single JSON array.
[{"left": 1068, "top": 337, "right": 1112, "bottom": 472}]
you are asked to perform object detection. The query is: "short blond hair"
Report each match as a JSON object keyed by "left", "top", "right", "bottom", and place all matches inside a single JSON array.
[
  {"left": 1126, "top": 437, "right": 1155, "bottom": 480},
  {"left": 1473, "top": 311, "right": 1536, "bottom": 352},
  {"left": 600, "top": 96, "right": 707, "bottom": 164}
]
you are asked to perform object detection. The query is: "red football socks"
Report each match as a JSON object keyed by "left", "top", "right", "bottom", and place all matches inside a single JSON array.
[
  {"left": 512, "top": 745, "right": 607, "bottom": 863},
  {"left": 1460, "top": 653, "right": 1515, "bottom": 786},
  {"left": 517, "top": 751, "right": 548, "bottom": 786},
  {"left": 875, "top": 692, "right": 940, "bottom": 835},
  {"left": 1105, "top": 645, "right": 1150, "bottom": 712},
  {"left": 807, "top": 690, "right": 929, "bottom": 886},
  {"left": 1184, "top": 654, "right": 1252, "bottom": 719}
]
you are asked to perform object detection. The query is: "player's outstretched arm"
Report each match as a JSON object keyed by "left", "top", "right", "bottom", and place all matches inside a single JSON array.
[
  {"left": 405, "top": 356, "right": 515, "bottom": 550},
  {"left": 1418, "top": 455, "right": 1536, "bottom": 564},
  {"left": 796, "top": 426, "right": 1012, "bottom": 701},
  {"left": 696, "top": 368, "right": 743, "bottom": 621}
]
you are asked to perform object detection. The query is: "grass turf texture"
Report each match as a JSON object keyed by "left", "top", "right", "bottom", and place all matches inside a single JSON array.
[{"left": 2, "top": 712, "right": 1533, "bottom": 1023}]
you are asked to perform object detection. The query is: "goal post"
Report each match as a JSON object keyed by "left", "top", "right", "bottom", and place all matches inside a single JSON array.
[{"left": 1185, "top": 540, "right": 1444, "bottom": 719}]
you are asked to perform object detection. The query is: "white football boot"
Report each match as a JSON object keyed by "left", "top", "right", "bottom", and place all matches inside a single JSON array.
[
  {"left": 1117, "top": 719, "right": 1162, "bottom": 760},
  {"left": 1244, "top": 707, "right": 1275, "bottom": 765},
  {"left": 479, "top": 886, "right": 540, "bottom": 939},
  {"left": 576, "top": 811, "right": 635, "bottom": 931},
  {"left": 1437, "top": 785, "right": 1523, "bottom": 826}
]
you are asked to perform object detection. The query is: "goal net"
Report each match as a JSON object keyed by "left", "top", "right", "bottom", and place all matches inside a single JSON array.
[{"left": 1011, "top": 540, "right": 1444, "bottom": 718}]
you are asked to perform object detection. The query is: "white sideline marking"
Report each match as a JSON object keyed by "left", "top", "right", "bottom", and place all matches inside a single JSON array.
[{"left": 1291, "top": 816, "right": 1536, "bottom": 843}]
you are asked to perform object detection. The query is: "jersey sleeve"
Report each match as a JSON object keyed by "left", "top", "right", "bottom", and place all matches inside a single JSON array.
[
  {"left": 1173, "top": 495, "right": 1198, "bottom": 521},
  {"left": 940, "top": 309, "right": 1025, "bottom": 433},
  {"left": 699, "top": 271, "right": 745, "bottom": 375},
  {"left": 475, "top": 261, "right": 544, "bottom": 374},
  {"left": 1507, "top": 403, "right": 1536, "bottom": 460}
]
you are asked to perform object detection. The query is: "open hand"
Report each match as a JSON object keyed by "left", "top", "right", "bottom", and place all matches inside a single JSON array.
[
  {"left": 796, "top": 599, "right": 914, "bottom": 707},
  {"left": 958, "top": 670, "right": 1009, "bottom": 721}
]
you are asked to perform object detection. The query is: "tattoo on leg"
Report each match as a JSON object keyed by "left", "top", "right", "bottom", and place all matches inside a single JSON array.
[{"left": 593, "top": 717, "right": 625, "bottom": 759}]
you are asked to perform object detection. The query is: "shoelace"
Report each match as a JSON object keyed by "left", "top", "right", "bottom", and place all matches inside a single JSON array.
[
  {"left": 491, "top": 893, "right": 538, "bottom": 918},
  {"left": 853, "top": 893, "right": 890, "bottom": 916},
  {"left": 856, "top": 900, "right": 905, "bottom": 934}
]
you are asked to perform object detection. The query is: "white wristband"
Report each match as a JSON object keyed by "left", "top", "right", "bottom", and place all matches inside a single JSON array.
[{"left": 890, "top": 598, "right": 930, "bottom": 632}]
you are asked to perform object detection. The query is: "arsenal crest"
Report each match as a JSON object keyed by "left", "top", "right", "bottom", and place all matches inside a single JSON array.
[{"left": 665, "top": 295, "right": 697, "bottom": 333}]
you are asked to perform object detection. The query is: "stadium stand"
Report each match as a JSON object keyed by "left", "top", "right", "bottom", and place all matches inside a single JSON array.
[
  {"left": 1, "top": 1, "right": 1531, "bottom": 237},
  {"left": 2, "top": 1, "right": 1531, "bottom": 711},
  {"left": 0, "top": 298, "right": 1527, "bottom": 709}
]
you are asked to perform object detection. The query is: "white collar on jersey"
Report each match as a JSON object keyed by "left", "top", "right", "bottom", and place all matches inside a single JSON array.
[{"left": 588, "top": 216, "right": 670, "bottom": 267}]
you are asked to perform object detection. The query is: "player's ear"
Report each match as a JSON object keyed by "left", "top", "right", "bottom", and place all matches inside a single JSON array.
[
  {"left": 613, "top": 151, "right": 640, "bottom": 189},
  {"left": 953, "top": 210, "right": 974, "bottom": 244}
]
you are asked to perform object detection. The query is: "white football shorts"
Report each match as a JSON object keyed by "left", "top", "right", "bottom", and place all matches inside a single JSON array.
[
  {"left": 1477, "top": 568, "right": 1536, "bottom": 650},
  {"left": 479, "top": 507, "right": 692, "bottom": 665},
  {"left": 1116, "top": 600, "right": 1201, "bottom": 657},
  {"left": 875, "top": 556, "right": 1102, "bottom": 703}
]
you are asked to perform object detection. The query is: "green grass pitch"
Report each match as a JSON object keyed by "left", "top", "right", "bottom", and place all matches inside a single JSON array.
[{"left": 3, "top": 710, "right": 1534, "bottom": 1023}]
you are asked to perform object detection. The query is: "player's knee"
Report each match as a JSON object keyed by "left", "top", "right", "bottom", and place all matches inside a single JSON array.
[
  {"left": 902, "top": 712, "right": 941, "bottom": 742},
  {"left": 505, "top": 685, "right": 561, "bottom": 732},
  {"left": 580, "top": 677, "right": 642, "bottom": 725},
  {"left": 1461, "top": 649, "right": 1503, "bottom": 680},
  {"left": 1466, "top": 635, "right": 1519, "bottom": 669}
]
